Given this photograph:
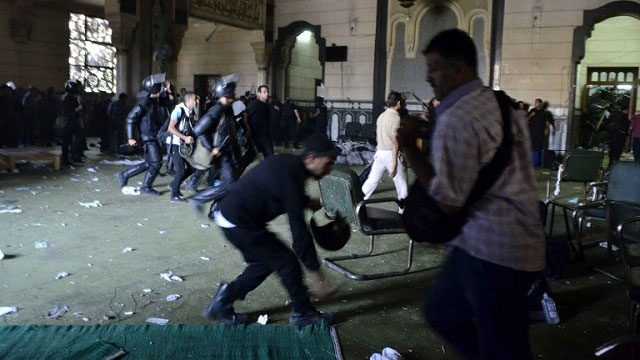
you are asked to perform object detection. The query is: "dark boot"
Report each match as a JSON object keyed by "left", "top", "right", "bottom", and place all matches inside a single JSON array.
[
  {"left": 203, "top": 283, "right": 248, "bottom": 325},
  {"left": 118, "top": 163, "right": 147, "bottom": 188},
  {"left": 140, "top": 170, "right": 160, "bottom": 196},
  {"left": 290, "top": 309, "right": 334, "bottom": 326}
]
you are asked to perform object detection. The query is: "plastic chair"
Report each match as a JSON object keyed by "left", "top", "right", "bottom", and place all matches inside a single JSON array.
[{"left": 318, "top": 167, "right": 412, "bottom": 280}]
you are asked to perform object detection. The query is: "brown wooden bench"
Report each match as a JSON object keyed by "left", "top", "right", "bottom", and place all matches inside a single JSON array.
[{"left": 0, "top": 148, "right": 61, "bottom": 171}]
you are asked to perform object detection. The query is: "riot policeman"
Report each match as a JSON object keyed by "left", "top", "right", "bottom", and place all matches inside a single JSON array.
[
  {"left": 191, "top": 73, "right": 243, "bottom": 213},
  {"left": 117, "top": 73, "right": 169, "bottom": 195},
  {"left": 61, "top": 80, "right": 84, "bottom": 165}
]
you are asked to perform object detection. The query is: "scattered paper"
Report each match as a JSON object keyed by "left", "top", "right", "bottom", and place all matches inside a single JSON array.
[
  {"left": 47, "top": 305, "right": 69, "bottom": 319},
  {"left": 160, "top": 271, "right": 183, "bottom": 282},
  {"left": 166, "top": 294, "right": 181, "bottom": 302},
  {"left": 370, "top": 347, "right": 403, "bottom": 360},
  {"left": 121, "top": 247, "right": 133, "bottom": 253},
  {"left": 15, "top": 187, "right": 29, "bottom": 191},
  {"left": 70, "top": 178, "right": 79, "bottom": 182},
  {"left": 0, "top": 307, "right": 17, "bottom": 316},
  {"left": 78, "top": 200, "right": 102, "bottom": 208},
  {"left": 121, "top": 186, "right": 140, "bottom": 196},
  {"left": 200, "top": 256, "right": 210, "bottom": 261},
  {"left": 568, "top": 197, "right": 579, "bottom": 204},
  {"left": 159, "top": 230, "right": 167, "bottom": 234},
  {"left": 257, "top": 314, "right": 268, "bottom": 325},
  {"left": 143, "top": 288, "right": 152, "bottom": 294},
  {"left": 0, "top": 250, "right": 4, "bottom": 260},
  {"left": 92, "top": 177, "right": 99, "bottom": 182},
  {"left": 146, "top": 317, "right": 169, "bottom": 325},
  {"left": 34, "top": 241, "right": 49, "bottom": 249},
  {"left": 55, "top": 272, "right": 70, "bottom": 280},
  {"left": 124, "top": 311, "right": 134, "bottom": 316},
  {"left": 201, "top": 224, "right": 210, "bottom": 228},
  {"left": 87, "top": 167, "right": 97, "bottom": 173},
  {"left": 0, "top": 208, "right": 22, "bottom": 214},
  {"left": 100, "top": 159, "right": 145, "bottom": 166}
]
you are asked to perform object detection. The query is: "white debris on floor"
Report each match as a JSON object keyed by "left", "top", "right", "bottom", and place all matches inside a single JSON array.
[
  {"left": 160, "top": 271, "right": 183, "bottom": 282},
  {"left": 34, "top": 241, "right": 48, "bottom": 249},
  {"left": 121, "top": 247, "right": 133, "bottom": 253},
  {"left": 0, "top": 249, "right": 4, "bottom": 260},
  {"left": 55, "top": 272, "right": 70, "bottom": 280},
  {"left": 370, "top": 347, "right": 403, "bottom": 360},
  {"left": 121, "top": 186, "right": 140, "bottom": 195},
  {"left": 146, "top": 317, "right": 169, "bottom": 325},
  {"left": 200, "top": 256, "right": 210, "bottom": 261},
  {"left": 0, "top": 307, "right": 17, "bottom": 317},
  {"left": 78, "top": 200, "right": 102, "bottom": 208},
  {"left": 166, "top": 294, "right": 181, "bottom": 302},
  {"left": 257, "top": 314, "right": 268, "bottom": 325},
  {"left": 47, "top": 305, "right": 69, "bottom": 319},
  {"left": 99, "top": 159, "right": 145, "bottom": 166}
]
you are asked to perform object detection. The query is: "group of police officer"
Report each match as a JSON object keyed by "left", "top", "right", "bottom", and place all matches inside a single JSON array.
[{"left": 106, "top": 72, "right": 344, "bottom": 328}]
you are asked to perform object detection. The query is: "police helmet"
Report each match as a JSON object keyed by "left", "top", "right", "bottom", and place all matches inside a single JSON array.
[
  {"left": 65, "top": 80, "right": 80, "bottom": 94},
  {"left": 141, "top": 73, "right": 166, "bottom": 94},
  {"left": 309, "top": 215, "right": 351, "bottom": 251},
  {"left": 212, "top": 73, "right": 239, "bottom": 100}
]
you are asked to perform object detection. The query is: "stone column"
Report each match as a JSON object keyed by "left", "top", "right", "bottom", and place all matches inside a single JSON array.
[
  {"left": 251, "top": 42, "right": 273, "bottom": 87},
  {"left": 105, "top": 0, "right": 139, "bottom": 96}
]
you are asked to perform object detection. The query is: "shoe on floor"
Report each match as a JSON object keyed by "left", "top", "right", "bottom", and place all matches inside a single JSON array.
[{"left": 290, "top": 309, "right": 334, "bottom": 326}]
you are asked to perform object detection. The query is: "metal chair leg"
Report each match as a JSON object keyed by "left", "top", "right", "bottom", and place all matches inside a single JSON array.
[{"left": 323, "top": 236, "right": 418, "bottom": 281}]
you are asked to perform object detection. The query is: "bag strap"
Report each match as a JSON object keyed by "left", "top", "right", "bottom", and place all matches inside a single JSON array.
[{"left": 462, "top": 90, "right": 515, "bottom": 210}]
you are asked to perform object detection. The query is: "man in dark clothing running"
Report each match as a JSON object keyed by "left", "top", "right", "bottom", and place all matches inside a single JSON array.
[{"left": 203, "top": 133, "right": 339, "bottom": 326}]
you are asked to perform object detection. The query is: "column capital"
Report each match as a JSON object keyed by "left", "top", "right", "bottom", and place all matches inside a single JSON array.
[{"left": 251, "top": 42, "right": 273, "bottom": 71}]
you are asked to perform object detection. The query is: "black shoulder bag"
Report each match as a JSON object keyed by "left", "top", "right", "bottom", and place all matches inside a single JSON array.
[{"left": 401, "top": 90, "right": 516, "bottom": 244}]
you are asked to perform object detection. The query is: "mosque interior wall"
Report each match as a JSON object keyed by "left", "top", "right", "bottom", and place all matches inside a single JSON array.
[{"left": 275, "top": 0, "right": 378, "bottom": 101}]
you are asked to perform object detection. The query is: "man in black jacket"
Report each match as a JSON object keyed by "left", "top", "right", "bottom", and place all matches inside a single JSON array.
[
  {"left": 117, "top": 73, "right": 172, "bottom": 195},
  {"left": 61, "top": 80, "right": 84, "bottom": 165},
  {"left": 203, "top": 133, "right": 339, "bottom": 326}
]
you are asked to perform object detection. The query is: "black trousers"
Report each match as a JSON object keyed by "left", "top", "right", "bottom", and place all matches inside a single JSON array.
[
  {"left": 221, "top": 226, "right": 312, "bottom": 314},
  {"left": 61, "top": 125, "right": 82, "bottom": 162},
  {"left": 169, "top": 145, "right": 194, "bottom": 196},
  {"left": 609, "top": 132, "right": 626, "bottom": 166},
  {"left": 424, "top": 247, "right": 538, "bottom": 360},
  {"left": 254, "top": 139, "right": 274, "bottom": 158},
  {"left": 192, "top": 154, "right": 239, "bottom": 205},
  {"left": 121, "top": 140, "right": 163, "bottom": 187}
]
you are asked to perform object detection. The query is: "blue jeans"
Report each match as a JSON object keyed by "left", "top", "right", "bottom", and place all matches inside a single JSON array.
[{"left": 424, "top": 247, "right": 539, "bottom": 360}]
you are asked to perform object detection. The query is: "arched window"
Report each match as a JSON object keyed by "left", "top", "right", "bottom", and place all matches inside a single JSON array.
[{"left": 69, "top": 13, "right": 116, "bottom": 93}]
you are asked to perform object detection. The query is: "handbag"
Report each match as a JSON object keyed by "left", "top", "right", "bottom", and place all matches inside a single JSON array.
[{"left": 401, "top": 90, "right": 515, "bottom": 244}]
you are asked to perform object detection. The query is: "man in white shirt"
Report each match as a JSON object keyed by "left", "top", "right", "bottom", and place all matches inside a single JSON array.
[
  {"left": 361, "top": 91, "right": 408, "bottom": 211},
  {"left": 167, "top": 92, "right": 197, "bottom": 202}
]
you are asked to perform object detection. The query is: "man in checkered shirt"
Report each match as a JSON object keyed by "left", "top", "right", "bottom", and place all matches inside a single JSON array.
[{"left": 398, "top": 29, "right": 545, "bottom": 360}]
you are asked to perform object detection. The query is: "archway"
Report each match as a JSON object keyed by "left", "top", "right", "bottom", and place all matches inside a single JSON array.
[
  {"left": 272, "top": 21, "right": 326, "bottom": 101},
  {"left": 569, "top": 1, "right": 640, "bottom": 149}
]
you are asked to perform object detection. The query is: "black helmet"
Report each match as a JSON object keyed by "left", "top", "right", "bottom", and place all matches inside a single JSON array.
[
  {"left": 65, "top": 80, "right": 81, "bottom": 94},
  {"left": 212, "top": 73, "right": 239, "bottom": 100},
  {"left": 310, "top": 215, "right": 351, "bottom": 251},
  {"left": 141, "top": 73, "right": 166, "bottom": 94}
]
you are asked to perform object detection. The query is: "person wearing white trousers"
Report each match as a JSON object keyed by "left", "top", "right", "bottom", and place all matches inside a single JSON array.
[{"left": 361, "top": 91, "right": 408, "bottom": 212}]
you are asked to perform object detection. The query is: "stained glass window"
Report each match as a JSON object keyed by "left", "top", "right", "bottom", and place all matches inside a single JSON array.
[{"left": 69, "top": 13, "right": 116, "bottom": 93}]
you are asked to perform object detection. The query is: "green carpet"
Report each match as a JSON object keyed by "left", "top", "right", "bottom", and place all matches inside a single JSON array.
[{"left": 0, "top": 324, "right": 343, "bottom": 360}]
